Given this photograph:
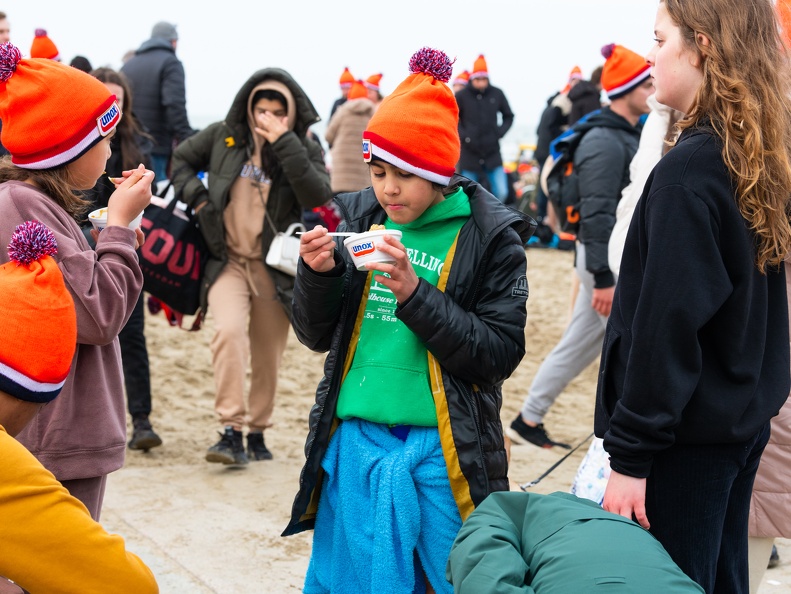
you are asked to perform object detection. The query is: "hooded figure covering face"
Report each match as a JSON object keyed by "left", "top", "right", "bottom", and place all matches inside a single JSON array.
[{"left": 170, "top": 68, "right": 331, "bottom": 466}]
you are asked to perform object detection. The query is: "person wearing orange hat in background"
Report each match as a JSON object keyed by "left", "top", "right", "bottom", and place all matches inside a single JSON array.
[
  {"left": 364, "top": 72, "right": 384, "bottom": 106},
  {"left": 562, "top": 64, "right": 583, "bottom": 93},
  {"left": 0, "top": 43, "right": 153, "bottom": 528},
  {"left": 509, "top": 42, "right": 652, "bottom": 451},
  {"left": 455, "top": 54, "right": 514, "bottom": 203},
  {"left": 329, "top": 66, "right": 355, "bottom": 122},
  {"left": 291, "top": 47, "right": 535, "bottom": 593},
  {"left": 0, "top": 221, "right": 158, "bottom": 594},
  {"left": 451, "top": 69, "right": 469, "bottom": 93},
  {"left": 325, "top": 79, "right": 376, "bottom": 193},
  {"left": 29, "top": 28, "right": 60, "bottom": 61}
]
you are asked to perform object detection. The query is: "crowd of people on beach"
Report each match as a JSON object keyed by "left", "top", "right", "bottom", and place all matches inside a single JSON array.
[{"left": 0, "top": 0, "right": 790, "bottom": 592}]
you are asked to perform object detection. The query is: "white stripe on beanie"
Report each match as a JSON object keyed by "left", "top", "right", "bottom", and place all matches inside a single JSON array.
[
  {"left": 607, "top": 68, "right": 651, "bottom": 99},
  {"left": 14, "top": 127, "right": 101, "bottom": 170},
  {"left": 370, "top": 143, "right": 451, "bottom": 186},
  {"left": 0, "top": 359, "right": 66, "bottom": 394}
]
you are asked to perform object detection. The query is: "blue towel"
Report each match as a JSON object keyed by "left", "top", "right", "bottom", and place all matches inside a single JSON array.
[{"left": 304, "top": 419, "right": 461, "bottom": 594}]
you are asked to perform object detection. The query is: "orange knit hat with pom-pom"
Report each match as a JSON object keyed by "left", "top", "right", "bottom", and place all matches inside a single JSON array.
[
  {"left": 339, "top": 67, "right": 355, "bottom": 89},
  {"left": 0, "top": 43, "right": 121, "bottom": 169},
  {"left": 347, "top": 80, "right": 368, "bottom": 100},
  {"left": 0, "top": 221, "right": 76, "bottom": 403},
  {"left": 363, "top": 47, "right": 459, "bottom": 185},
  {"left": 600, "top": 43, "right": 650, "bottom": 99},
  {"left": 30, "top": 29, "right": 60, "bottom": 61},
  {"left": 364, "top": 73, "right": 383, "bottom": 91},
  {"left": 470, "top": 54, "right": 488, "bottom": 79}
]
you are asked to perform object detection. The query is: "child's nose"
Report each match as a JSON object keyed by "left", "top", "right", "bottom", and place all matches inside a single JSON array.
[{"left": 383, "top": 176, "right": 399, "bottom": 195}]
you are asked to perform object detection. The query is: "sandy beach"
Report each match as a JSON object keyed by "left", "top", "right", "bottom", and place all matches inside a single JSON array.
[{"left": 102, "top": 247, "right": 791, "bottom": 592}]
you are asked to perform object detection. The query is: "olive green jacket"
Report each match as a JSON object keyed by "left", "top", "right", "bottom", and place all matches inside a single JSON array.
[{"left": 171, "top": 68, "right": 332, "bottom": 314}]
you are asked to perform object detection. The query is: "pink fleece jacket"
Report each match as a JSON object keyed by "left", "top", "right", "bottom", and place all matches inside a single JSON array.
[{"left": 0, "top": 181, "right": 142, "bottom": 480}]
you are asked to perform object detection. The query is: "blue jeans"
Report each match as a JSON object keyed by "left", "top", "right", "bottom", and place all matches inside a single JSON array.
[
  {"left": 151, "top": 154, "right": 170, "bottom": 183},
  {"left": 461, "top": 166, "right": 508, "bottom": 202},
  {"left": 645, "top": 422, "right": 770, "bottom": 594}
]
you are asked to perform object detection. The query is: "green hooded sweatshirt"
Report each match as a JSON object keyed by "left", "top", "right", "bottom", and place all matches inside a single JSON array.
[{"left": 336, "top": 187, "right": 471, "bottom": 426}]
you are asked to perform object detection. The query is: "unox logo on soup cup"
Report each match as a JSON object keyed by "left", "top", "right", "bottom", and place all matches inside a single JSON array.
[
  {"left": 344, "top": 229, "right": 404, "bottom": 271},
  {"left": 351, "top": 241, "right": 376, "bottom": 257}
]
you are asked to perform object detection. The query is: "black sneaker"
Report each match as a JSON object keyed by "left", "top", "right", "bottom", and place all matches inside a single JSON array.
[
  {"left": 247, "top": 432, "right": 273, "bottom": 461},
  {"left": 768, "top": 544, "right": 780, "bottom": 569},
  {"left": 506, "top": 414, "right": 571, "bottom": 449},
  {"left": 128, "top": 416, "right": 163, "bottom": 452},
  {"left": 206, "top": 426, "right": 249, "bottom": 465}
]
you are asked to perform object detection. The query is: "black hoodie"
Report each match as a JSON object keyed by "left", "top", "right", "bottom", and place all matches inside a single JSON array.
[{"left": 595, "top": 125, "right": 790, "bottom": 478}]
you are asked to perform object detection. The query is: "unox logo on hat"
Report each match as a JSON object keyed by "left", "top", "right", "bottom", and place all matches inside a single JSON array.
[
  {"left": 97, "top": 102, "right": 121, "bottom": 136},
  {"left": 362, "top": 138, "right": 372, "bottom": 162},
  {"left": 351, "top": 241, "right": 376, "bottom": 257}
]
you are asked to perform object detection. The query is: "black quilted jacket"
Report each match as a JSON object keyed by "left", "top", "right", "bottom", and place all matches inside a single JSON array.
[{"left": 283, "top": 175, "right": 535, "bottom": 535}]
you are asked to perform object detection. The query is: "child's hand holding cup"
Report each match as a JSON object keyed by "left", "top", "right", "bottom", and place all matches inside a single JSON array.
[{"left": 90, "top": 163, "right": 154, "bottom": 247}]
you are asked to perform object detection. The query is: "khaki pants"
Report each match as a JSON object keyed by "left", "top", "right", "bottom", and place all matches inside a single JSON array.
[{"left": 208, "top": 258, "right": 289, "bottom": 431}]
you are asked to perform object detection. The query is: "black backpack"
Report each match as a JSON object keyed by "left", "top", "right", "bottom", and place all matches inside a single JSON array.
[{"left": 544, "top": 126, "right": 591, "bottom": 234}]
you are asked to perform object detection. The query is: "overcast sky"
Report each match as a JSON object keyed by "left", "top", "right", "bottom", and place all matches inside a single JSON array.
[{"left": 7, "top": 0, "right": 659, "bottom": 156}]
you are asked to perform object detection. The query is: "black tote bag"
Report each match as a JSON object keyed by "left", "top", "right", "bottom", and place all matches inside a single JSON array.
[{"left": 138, "top": 183, "right": 208, "bottom": 316}]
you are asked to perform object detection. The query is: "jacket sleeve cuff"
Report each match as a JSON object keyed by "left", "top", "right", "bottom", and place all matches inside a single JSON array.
[
  {"left": 395, "top": 278, "right": 429, "bottom": 318},
  {"left": 593, "top": 270, "right": 615, "bottom": 289},
  {"left": 606, "top": 454, "right": 653, "bottom": 479}
]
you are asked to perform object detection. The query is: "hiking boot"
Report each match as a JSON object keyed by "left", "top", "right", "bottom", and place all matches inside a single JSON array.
[
  {"left": 206, "top": 426, "right": 248, "bottom": 465},
  {"left": 768, "top": 544, "right": 780, "bottom": 569},
  {"left": 506, "top": 414, "right": 571, "bottom": 449},
  {"left": 247, "top": 432, "right": 273, "bottom": 461},
  {"left": 128, "top": 416, "right": 162, "bottom": 452}
]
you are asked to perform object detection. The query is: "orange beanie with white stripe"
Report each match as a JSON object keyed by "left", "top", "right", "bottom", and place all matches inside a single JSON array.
[
  {"left": 0, "top": 43, "right": 121, "bottom": 169},
  {"left": 363, "top": 48, "right": 459, "bottom": 186},
  {"left": 0, "top": 221, "right": 76, "bottom": 403}
]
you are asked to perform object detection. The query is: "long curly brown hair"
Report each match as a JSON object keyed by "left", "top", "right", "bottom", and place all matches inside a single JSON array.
[{"left": 664, "top": 0, "right": 791, "bottom": 272}]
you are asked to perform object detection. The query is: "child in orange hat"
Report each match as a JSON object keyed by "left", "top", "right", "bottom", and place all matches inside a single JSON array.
[
  {"left": 0, "top": 220, "right": 158, "bottom": 593},
  {"left": 291, "top": 47, "right": 536, "bottom": 593},
  {"left": 0, "top": 42, "right": 153, "bottom": 519}
]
